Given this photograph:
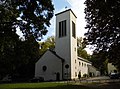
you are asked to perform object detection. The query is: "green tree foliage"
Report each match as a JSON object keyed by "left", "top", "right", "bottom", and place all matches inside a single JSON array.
[
  {"left": 89, "top": 51, "right": 108, "bottom": 75},
  {"left": 39, "top": 36, "right": 55, "bottom": 55},
  {"left": 84, "top": 0, "right": 120, "bottom": 51},
  {"left": 13, "top": 36, "right": 40, "bottom": 80},
  {"left": 84, "top": 0, "right": 120, "bottom": 70},
  {"left": 77, "top": 37, "right": 90, "bottom": 59},
  {"left": 0, "top": 0, "right": 54, "bottom": 40},
  {"left": 108, "top": 44, "right": 120, "bottom": 71},
  {"left": 0, "top": 0, "right": 20, "bottom": 79},
  {"left": 0, "top": 36, "right": 40, "bottom": 80},
  {"left": 0, "top": 0, "right": 54, "bottom": 80},
  {"left": 16, "top": 0, "right": 54, "bottom": 40}
]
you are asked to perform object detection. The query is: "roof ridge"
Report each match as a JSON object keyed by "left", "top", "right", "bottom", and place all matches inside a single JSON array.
[{"left": 49, "top": 49, "right": 65, "bottom": 62}]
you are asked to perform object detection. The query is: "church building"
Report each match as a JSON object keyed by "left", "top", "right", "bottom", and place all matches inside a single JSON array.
[{"left": 35, "top": 9, "right": 92, "bottom": 81}]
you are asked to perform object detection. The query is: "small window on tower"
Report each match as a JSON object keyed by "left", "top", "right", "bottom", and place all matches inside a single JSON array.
[
  {"left": 79, "top": 62, "right": 81, "bottom": 66},
  {"left": 75, "top": 59, "right": 76, "bottom": 63},
  {"left": 59, "top": 20, "right": 67, "bottom": 37},
  {"left": 74, "top": 47, "right": 76, "bottom": 51}
]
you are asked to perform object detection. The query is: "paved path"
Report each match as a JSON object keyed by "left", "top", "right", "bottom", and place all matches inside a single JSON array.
[
  {"left": 79, "top": 76, "right": 120, "bottom": 83},
  {"left": 86, "top": 76, "right": 110, "bottom": 80},
  {"left": 54, "top": 76, "right": 120, "bottom": 83}
]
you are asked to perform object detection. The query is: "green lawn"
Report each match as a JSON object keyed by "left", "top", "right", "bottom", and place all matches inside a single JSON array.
[
  {"left": 0, "top": 82, "right": 120, "bottom": 89},
  {"left": 0, "top": 82, "right": 92, "bottom": 89}
]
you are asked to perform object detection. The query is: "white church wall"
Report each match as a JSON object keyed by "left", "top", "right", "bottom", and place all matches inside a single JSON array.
[
  {"left": 55, "top": 10, "right": 72, "bottom": 79},
  {"left": 88, "top": 65, "right": 100, "bottom": 77},
  {"left": 77, "top": 58, "right": 92, "bottom": 77},
  {"left": 35, "top": 50, "right": 62, "bottom": 81},
  {"left": 80, "top": 61, "right": 90, "bottom": 77},
  {"left": 55, "top": 10, "right": 71, "bottom": 63},
  {"left": 55, "top": 9, "right": 91, "bottom": 79},
  {"left": 108, "top": 63, "right": 117, "bottom": 74},
  {"left": 70, "top": 11, "right": 77, "bottom": 79}
]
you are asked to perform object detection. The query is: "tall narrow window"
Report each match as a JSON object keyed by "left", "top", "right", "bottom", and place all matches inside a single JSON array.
[
  {"left": 75, "top": 72, "right": 77, "bottom": 77},
  {"left": 79, "top": 62, "right": 81, "bottom": 66},
  {"left": 59, "top": 22, "right": 62, "bottom": 37},
  {"left": 59, "top": 20, "right": 66, "bottom": 37},
  {"left": 72, "top": 21, "right": 76, "bottom": 38}
]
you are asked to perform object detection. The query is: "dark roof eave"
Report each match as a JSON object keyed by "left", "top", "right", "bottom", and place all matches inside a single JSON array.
[
  {"left": 49, "top": 49, "right": 65, "bottom": 62},
  {"left": 78, "top": 57, "right": 92, "bottom": 64},
  {"left": 55, "top": 9, "right": 77, "bottom": 18}
]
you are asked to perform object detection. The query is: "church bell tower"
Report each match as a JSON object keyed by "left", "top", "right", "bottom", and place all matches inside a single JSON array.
[{"left": 55, "top": 9, "right": 77, "bottom": 79}]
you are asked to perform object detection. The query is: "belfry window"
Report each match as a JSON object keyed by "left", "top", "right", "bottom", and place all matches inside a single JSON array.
[
  {"left": 72, "top": 21, "right": 76, "bottom": 38},
  {"left": 59, "top": 20, "right": 66, "bottom": 37}
]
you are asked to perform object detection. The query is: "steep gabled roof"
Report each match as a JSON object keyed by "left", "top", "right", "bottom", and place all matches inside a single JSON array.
[
  {"left": 49, "top": 49, "right": 65, "bottom": 62},
  {"left": 36, "top": 48, "right": 64, "bottom": 63},
  {"left": 78, "top": 56, "right": 92, "bottom": 64}
]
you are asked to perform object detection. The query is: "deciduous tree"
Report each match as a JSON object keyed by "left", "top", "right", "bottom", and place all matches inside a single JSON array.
[
  {"left": 0, "top": 0, "right": 54, "bottom": 79},
  {"left": 39, "top": 36, "right": 55, "bottom": 55},
  {"left": 77, "top": 37, "right": 90, "bottom": 59},
  {"left": 84, "top": 0, "right": 120, "bottom": 70}
]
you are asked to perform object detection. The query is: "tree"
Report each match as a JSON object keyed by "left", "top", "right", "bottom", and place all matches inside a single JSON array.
[
  {"left": 0, "top": 0, "right": 54, "bottom": 79},
  {"left": 84, "top": 0, "right": 120, "bottom": 70},
  {"left": 39, "top": 36, "right": 55, "bottom": 55},
  {"left": 16, "top": 0, "right": 54, "bottom": 40},
  {"left": 0, "top": 0, "right": 54, "bottom": 40},
  {"left": 13, "top": 36, "right": 40, "bottom": 80},
  {"left": 89, "top": 51, "right": 108, "bottom": 75},
  {"left": 0, "top": 1, "right": 20, "bottom": 79},
  {"left": 84, "top": 0, "right": 120, "bottom": 51},
  {"left": 45, "top": 36, "right": 55, "bottom": 49},
  {"left": 108, "top": 43, "right": 120, "bottom": 71},
  {"left": 77, "top": 37, "right": 90, "bottom": 59}
]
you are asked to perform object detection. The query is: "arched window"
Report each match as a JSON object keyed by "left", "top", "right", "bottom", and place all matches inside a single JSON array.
[{"left": 82, "top": 63, "right": 83, "bottom": 66}]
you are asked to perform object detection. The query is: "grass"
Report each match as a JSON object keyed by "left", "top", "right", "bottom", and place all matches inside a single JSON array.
[
  {"left": 0, "top": 82, "right": 120, "bottom": 89},
  {"left": 0, "top": 82, "right": 92, "bottom": 89}
]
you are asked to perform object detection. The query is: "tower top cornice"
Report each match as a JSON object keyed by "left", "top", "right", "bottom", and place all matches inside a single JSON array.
[{"left": 55, "top": 9, "right": 77, "bottom": 18}]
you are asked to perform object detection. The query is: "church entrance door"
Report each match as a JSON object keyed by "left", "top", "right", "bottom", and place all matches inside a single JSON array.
[{"left": 56, "top": 72, "right": 60, "bottom": 81}]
